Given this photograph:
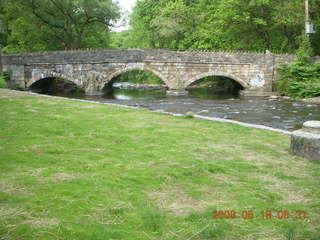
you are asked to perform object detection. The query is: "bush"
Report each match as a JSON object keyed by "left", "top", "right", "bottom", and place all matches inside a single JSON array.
[
  {"left": 115, "top": 70, "right": 164, "bottom": 85},
  {"left": 296, "top": 36, "right": 313, "bottom": 64},
  {"left": 276, "top": 61, "right": 320, "bottom": 99},
  {"left": 0, "top": 76, "right": 7, "bottom": 88}
]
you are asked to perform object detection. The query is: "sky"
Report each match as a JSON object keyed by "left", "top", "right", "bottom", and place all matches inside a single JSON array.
[
  {"left": 113, "top": 0, "right": 137, "bottom": 31},
  {"left": 118, "top": 0, "right": 136, "bottom": 12}
]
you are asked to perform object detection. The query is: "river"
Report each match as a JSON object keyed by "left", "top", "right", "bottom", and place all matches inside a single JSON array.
[{"left": 67, "top": 88, "right": 320, "bottom": 131}]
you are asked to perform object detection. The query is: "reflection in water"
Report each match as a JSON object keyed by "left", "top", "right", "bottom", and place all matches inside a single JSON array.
[
  {"left": 113, "top": 94, "right": 132, "bottom": 100},
  {"left": 104, "top": 89, "right": 167, "bottom": 100},
  {"left": 104, "top": 88, "right": 237, "bottom": 101},
  {"left": 188, "top": 88, "right": 239, "bottom": 100}
]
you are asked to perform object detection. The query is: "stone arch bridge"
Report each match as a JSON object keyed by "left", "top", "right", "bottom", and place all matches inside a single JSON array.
[{"left": 1, "top": 49, "right": 295, "bottom": 96}]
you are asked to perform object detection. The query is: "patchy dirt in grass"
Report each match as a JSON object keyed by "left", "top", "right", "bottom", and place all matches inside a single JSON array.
[
  {"left": 51, "top": 173, "right": 79, "bottom": 182},
  {"left": 35, "top": 99, "right": 60, "bottom": 105},
  {"left": 193, "top": 150, "right": 235, "bottom": 162},
  {"left": 28, "top": 168, "right": 47, "bottom": 177},
  {"left": 78, "top": 147, "right": 111, "bottom": 153},
  {"left": 39, "top": 172, "right": 81, "bottom": 183},
  {"left": 0, "top": 89, "right": 31, "bottom": 98},
  {"left": 24, "top": 217, "right": 60, "bottom": 227},
  {"left": 0, "top": 181, "right": 29, "bottom": 195},
  {"left": 86, "top": 206, "right": 126, "bottom": 225},
  {"left": 18, "top": 145, "right": 47, "bottom": 155},
  {"left": 253, "top": 173, "right": 311, "bottom": 204},
  {"left": 149, "top": 186, "right": 222, "bottom": 216},
  {"left": 137, "top": 160, "right": 182, "bottom": 170},
  {"left": 212, "top": 174, "right": 238, "bottom": 186},
  {"left": 0, "top": 206, "right": 28, "bottom": 219},
  {"left": 27, "top": 109, "right": 39, "bottom": 113},
  {"left": 78, "top": 105, "right": 101, "bottom": 109}
]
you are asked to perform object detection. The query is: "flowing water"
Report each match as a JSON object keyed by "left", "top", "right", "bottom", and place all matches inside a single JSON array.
[{"left": 70, "top": 88, "right": 320, "bottom": 131}]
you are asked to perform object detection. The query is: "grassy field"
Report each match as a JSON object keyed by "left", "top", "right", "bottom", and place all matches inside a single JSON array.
[{"left": 0, "top": 89, "right": 319, "bottom": 240}]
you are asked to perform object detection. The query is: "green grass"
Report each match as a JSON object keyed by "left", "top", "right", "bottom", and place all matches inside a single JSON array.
[{"left": 0, "top": 89, "right": 320, "bottom": 240}]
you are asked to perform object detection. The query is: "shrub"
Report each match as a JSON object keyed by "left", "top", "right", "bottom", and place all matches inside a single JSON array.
[
  {"left": 0, "top": 76, "right": 7, "bottom": 88},
  {"left": 276, "top": 61, "right": 320, "bottom": 99},
  {"left": 296, "top": 36, "right": 313, "bottom": 64}
]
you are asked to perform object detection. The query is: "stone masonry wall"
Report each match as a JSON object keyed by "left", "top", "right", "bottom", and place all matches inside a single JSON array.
[
  {"left": 2, "top": 49, "right": 293, "bottom": 66},
  {"left": 1, "top": 49, "right": 296, "bottom": 94}
]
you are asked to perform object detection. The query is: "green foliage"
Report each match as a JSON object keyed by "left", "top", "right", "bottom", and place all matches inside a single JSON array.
[
  {"left": 109, "top": 30, "right": 133, "bottom": 49},
  {"left": 0, "top": 76, "right": 7, "bottom": 88},
  {"left": 0, "top": 71, "right": 11, "bottom": 89},
  {"left": 2, "top": 0, "right": 320, "bottom": 54},
  {"left": 1, "top": 0, "right": 120, "bottom": 53},
  {"left": 112, "top": 70, "right": 164, "bottom": 85},
  {"left": 296, "top": 36, "right": 314, "bottom": 64},
  {"left": 149, "top": 0, "right": 195, "bottom": 49},
  {"left": 276, "top": 61, "right": 320, "bottom": 98},
  {"left": 183, "top": 114, "right": 194, "bottom": 119},
  {"left": 128, "top": 0, "right": 319, "bottom": 53}
]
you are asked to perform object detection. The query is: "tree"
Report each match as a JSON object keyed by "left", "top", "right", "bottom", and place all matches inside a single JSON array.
[
  {"left": 109, "top": 30, "right": 133, "bottom": 49},
  {"left": 309, "top": 0, "right": 320, "bottom": 55},
  {"left": 128, "top": 0, "right": 319, "bottom": 54},
  {"left": 129, "top": 0, "right": 163, "bottom": 48},
  {"left": 3, "top": 0, "right": 120, "bottom": 51},
  {"left": 150, "top": 0, "right": 195, "bottom": 49},
  {"left": 0, "top": 0, "right": 13, "bottom": 49}
]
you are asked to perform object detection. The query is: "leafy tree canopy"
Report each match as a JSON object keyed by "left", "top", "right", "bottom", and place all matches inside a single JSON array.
[
  {"left": 0, "top": 0, "right": 120, "bottom": 52},
  {"left": 128, "top": 0, "right": 320, "bottom": 54},
  {"left": 1, "top": 0, "right": 320, "bottom": 55}
]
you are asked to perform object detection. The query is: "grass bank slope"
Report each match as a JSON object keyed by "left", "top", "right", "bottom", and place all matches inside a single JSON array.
[{"left": 0, "top": 89, "right": 319, "bottom": 240}]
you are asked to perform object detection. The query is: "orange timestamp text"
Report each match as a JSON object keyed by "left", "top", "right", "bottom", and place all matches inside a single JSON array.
[{"left": 211, "top": 210, "right": 308, "bottom": 220}]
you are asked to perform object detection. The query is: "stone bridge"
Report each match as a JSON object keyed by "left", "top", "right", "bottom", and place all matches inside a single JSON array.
[{"left": 1, "top": 49, "right": 295, "bottom": 96}]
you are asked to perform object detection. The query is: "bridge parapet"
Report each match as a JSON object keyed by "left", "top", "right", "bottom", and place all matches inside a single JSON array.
[{"left": 2, "top": 49, "right": 295, "bottom": 64}]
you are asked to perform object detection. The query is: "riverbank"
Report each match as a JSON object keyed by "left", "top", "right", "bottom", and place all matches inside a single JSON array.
[
  {"left": 0, "top": 89, "right": 320, "bottom": 239},
  {"left": 301, "top": 96, "right": 320, "bottom": 104},
  {"left": 265, "top": 95, "right": 320, "bottom": 105}
]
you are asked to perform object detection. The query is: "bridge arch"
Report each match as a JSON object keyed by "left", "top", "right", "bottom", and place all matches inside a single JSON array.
[
  {"left": 185, "top": 72, "right": 250, "bottom": 89},
  {"left": 101, "top": 65, "right": 169, "bottom": 90},
  {"left": 28, "top": 76, "right": 85, "bottom": 95},
  {"left": 27, "top": 72, "right": 82, "bottom": 89}
]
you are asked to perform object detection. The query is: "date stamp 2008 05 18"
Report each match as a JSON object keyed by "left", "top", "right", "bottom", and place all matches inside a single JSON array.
[{"left": 211, "top": 210, "right": 308, "bottom": 220}]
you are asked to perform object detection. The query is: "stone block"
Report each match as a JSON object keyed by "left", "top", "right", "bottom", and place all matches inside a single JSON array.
[{"left": 291, "top": 121, "right": 320, "bottom": 161}]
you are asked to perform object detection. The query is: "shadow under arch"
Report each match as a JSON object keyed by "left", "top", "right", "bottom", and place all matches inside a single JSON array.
[
  {"left": 28, "top": 77, "right": 84, "bottom": 95},
  {"left": 27, "top": 72, "right": 83, "bottom": 89},
  {"left": 186, "top": 73, "right": 246, "bottom": 99},
  {"left": 186, "top": 72, "right": 250, "bottom": 89}
]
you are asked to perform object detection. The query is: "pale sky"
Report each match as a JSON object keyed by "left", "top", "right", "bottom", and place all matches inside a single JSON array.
[
  {"left": 113, "top": 0, "right": 137, "bottom": 31},
  {"left": 117, "top": 0, "right": 136, "bottom": 12}
]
